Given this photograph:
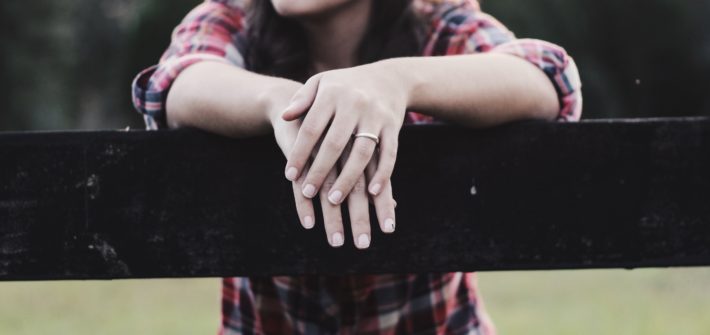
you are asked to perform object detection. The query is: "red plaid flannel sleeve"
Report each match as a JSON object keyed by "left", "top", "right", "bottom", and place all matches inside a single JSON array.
[
  {"left": 414, "top": 0, "right": 582, "bottom": 123},
  {"left": 131, "top": 0, "right": 247, "bottom": 130}
]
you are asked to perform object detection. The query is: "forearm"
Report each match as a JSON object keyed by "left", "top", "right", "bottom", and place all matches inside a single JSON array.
[
  {"left": 384, "top": 54, "right": 560, "bottom": 127},
  {"left": 165, "top": 61, "right": 301, "bottom": 137}
]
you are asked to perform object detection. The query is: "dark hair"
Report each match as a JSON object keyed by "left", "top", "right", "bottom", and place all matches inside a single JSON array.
[{"left": 245, "top": 0, "right": 428, "bottom": 82}]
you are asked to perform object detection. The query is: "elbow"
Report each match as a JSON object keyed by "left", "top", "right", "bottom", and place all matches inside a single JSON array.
[
  {"left": 164, "top": 72, "right": 196, "bottom": 130},
  {"left": 164, "top": 95, "right": 184, "bottom": 130},
  {"left": 532, "top": 85, "right": 561, "bottom": 121},
  {"left": 519, "top": 71, "right": 560, "bottom": 121}
]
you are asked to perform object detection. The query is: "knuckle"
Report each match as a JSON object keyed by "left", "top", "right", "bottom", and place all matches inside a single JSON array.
[
  {"left": 351, "top": 179, "right": 367, "bottom": 193},
  {"left": 301, "top": 123, "right": 321, "bottom": 139},
  {"left": 306, "top": 170, "right": 327, "bottom": 185},
  {"left": 290, "top": 159, "right": 306, "bottom": 170},
  {"left": 324, "top": 216, "right": 343, "bottom": 227},
  {"left": 385, "top": 146, "right": 398, "bottom": 160},
  {"left": 349, "top": 89, "right": 370, "bottom": 108},
  {"left": 375, "top": 194, "right": 394, "bottom": 206},
  {"left": 381, "top": 201, "right": 396, "bottom": 212},
  {"left": 379, "top": 166, "right": 393, "bottom": 179},
  {"left": 294, "top": 198, "right": 305, "bottom": 211},
  {"left": 294, "top": 199, "right": 312, "bottom": 213},
  {"left": 373, "top": 102, "right": 394, "bottom": 118},
  {"left": 372, "top": 100, "right": 389, "bottom": 111},
  {"left": 321, "top": 81, "right": 345, "bottom": 94},
  {"left": 296, "top": 171, "right": 308, "bottom": 183},
  {"left": 352, "top": 219, "right": 370, "bottom": 228},
  {"left": 324, "top": 137, "right": 344, "bottom": 151},
  {"left": 293, "top": 188, "right": 305, "bottom": 201},
  {"left": 370, "top": 177, "right": 387, "bottom": 190},
  {"left": 321, "top": 178, "right": 336, "bottom": 191},
  {"left": 291, "top": 90, "right": 306, "bottom": 100},
  {"left": 306, "top": 74, "right": 321, "bottom": 85},
  {"left": 353, "top": 143, "right": 372, "bottom": 159},
  {"left": 296, "top": 192, "right": 312, "bottom": 205},
  {"left": 388, "top": 114, "right": 402, "bottom": 126}
]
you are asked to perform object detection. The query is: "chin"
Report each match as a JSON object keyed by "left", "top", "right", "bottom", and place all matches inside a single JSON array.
[{"left": 270, "top": 0, "right": 355, "bottom": 18}]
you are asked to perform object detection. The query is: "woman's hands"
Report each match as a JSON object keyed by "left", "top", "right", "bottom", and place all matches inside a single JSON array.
[
  {"left": 265, "top": 75, "right": 396, "bottom": 249},
  {"left": 280, "top": 62, "right": 408, "bottom": 210},
  {"left": 272, "top": 111, "right": 397, "bottom": 249}
]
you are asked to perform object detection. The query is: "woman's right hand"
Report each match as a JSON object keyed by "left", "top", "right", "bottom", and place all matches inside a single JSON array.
[{"left": 270, "top": 88, "right": 397, "bottom": 248}]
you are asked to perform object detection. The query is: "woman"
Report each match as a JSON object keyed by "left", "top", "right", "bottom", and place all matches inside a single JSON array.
[{"left": 132, "top": 0, "right": 582, "bottom": 333}]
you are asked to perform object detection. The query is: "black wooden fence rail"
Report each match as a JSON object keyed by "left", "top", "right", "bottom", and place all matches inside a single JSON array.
[{"left": 0, "top": 118, "right": 709, "bottom": 281}]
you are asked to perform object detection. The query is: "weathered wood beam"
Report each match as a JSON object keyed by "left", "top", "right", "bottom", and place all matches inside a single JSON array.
[{"left": 0, "top": 118, "right": 709, "bottom": 280}]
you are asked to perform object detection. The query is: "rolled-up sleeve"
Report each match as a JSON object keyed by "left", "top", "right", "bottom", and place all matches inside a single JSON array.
[
  {"left": 131, "top": 0, "right": 247, "bottom": 129},
  {"left": 491, "top": 39, "right": 582, "bottom": 122},
  {"left": 422, "top": 0, "right": 582, "bottom": 122}
]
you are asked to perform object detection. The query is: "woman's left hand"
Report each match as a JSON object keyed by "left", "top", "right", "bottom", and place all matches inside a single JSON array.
[{"left": 281, "top": 62, "right": 409, "bottom": 205}]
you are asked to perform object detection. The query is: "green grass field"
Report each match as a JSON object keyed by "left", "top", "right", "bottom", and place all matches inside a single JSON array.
[{"left": 1, "top": 268, "right": 709, "bottom": 334}]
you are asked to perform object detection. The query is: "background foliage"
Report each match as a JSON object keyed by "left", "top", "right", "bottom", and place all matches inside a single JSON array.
[{"left": 0, "top": 0, "right": 709, "bottom": 131}]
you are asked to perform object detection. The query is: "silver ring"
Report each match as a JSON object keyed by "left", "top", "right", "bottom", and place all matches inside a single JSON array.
[{"left": 353, "top": 132, "right": 380, "bottom": 145}]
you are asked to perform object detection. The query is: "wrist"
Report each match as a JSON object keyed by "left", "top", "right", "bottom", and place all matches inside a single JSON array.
[
  {"left": 256, "top": 79, "right": 303, "bottom": 128},
  {"left": 375, "top": 57, "right": 425, "bottom": 110}
]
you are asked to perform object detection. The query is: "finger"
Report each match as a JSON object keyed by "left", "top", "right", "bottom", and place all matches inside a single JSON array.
[
  {"left": 368, "top": 128, "right": 398, "bottom": 196},
  {"left": 365, "top": 155, "right": 378, "bottom": 206},
  {"left": 374, "top": 180, "right": 396, "bottom": 233},
  {"left": 347, "top": 173, "right": 372, "bottom": 249},
  {"left": 319, "top": 167, "right": 345, "bottom": 247},
  {"left": 366, "top": 158, "right": 396, "bottom": 233},
  {"left": 284, "top": 97, "right": 334, "bottom": 182},
  {"left": 282, "top": 73, "right": 322, "bottom": 121},
  {"left": 327, "top": 133, "right": 378, "bottom": 205},
  {"left": 339, "top": 140, "right": 372, "bottom": 249},
  {"left": 367, "top": 197, "right": 395, "bottom": 207},
  {"left": 292, "top": 161, "right": 316, "bottom": 229},
  {"left": 300, "top": 113, "right": 356, "bottom": 198}
]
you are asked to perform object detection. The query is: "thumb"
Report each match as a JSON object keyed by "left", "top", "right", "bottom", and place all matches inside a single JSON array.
[{"left": 281, "top": 74, "right": 322, "bottom": 121}]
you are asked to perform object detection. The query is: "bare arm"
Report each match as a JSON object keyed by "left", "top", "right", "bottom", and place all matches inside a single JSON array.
[
  {"left": 165, "top": 61, "right": 301, "bottom": 137},
  {"left": 386, "top": 53, "right": 561, "bottom": 127}
]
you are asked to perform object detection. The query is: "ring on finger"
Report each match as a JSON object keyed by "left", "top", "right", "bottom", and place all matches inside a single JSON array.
[{"left": 352, "top": 132, "right": 379, "bottom": 145}]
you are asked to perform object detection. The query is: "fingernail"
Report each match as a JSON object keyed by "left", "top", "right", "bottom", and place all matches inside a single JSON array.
[
  {"left": 369, "top": 183, "right": 381, "bottom": 195},
  {"left": 332, "top": 232, "right": 344, "bottom": 247},
  {"left": 303, "top": 215, "right": 314, "bottom": 229},
  {"left": 328, "top": 190, "right": 342, "bottom": 204},
  {"left": 384, "top": 218, "right": 395, "bottom": 233},
  {"left": 394, "top": 200, "right": 398, "bottom": 208},
  {"left": 302, "top": 184, "right": 316, "bottom": 198},
  {"left": 285, "top": 167, "right": 298, "bottom": 181},
  {"left": 357, "top": 234, "right": 370, "bottom": 248}
]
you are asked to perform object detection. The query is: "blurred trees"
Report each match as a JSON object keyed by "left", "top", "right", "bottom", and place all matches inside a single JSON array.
[
  {"left": 0, "top": 0, "right": 198, "bottom": 130},
  {"left": 485, "top": 0, "right": 710, "bottom": 119},
  {"left": 0, "top": 0, "right": 708, "bottom": 131}
]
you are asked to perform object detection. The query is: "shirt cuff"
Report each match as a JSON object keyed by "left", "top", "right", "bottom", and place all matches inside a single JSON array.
[
  {"left": 131, "top": 53, "right": 232, "bottom": 130},
  {"left": 491, "top": 38, "right": 583, "bottom": 122}
]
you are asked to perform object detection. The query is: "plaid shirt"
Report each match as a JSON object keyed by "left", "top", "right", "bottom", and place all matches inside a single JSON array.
[{"left": 132, "top": 1, "right": 582, "bottom": 334}]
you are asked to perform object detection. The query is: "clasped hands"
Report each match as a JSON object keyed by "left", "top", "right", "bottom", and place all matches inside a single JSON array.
[{"left": 271, "top": 62, "right": 409, "bottom": 249}]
